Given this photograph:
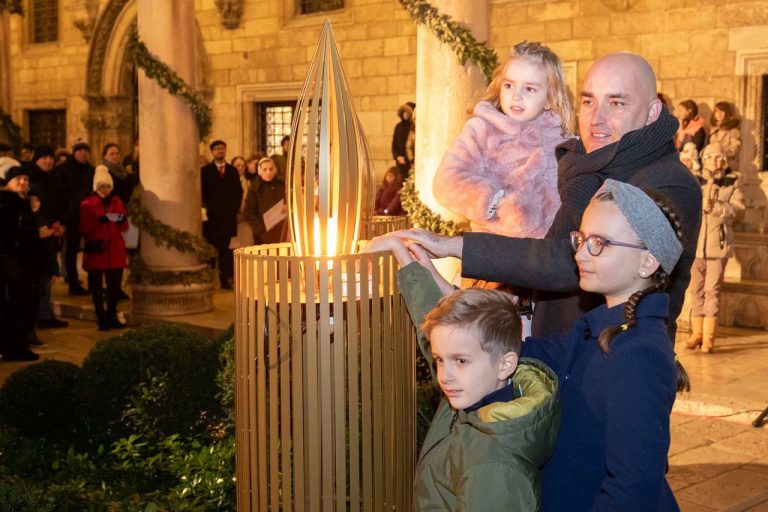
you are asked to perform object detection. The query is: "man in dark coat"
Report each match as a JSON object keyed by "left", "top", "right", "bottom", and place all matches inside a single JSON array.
[
  {"left": 201, "top": 139, "right": 242, "bottom": 289},
  {"left": 0, "top": 167, "right": 41, "bottom": 361},
  {"left": 53, "top": 140, "right": 94, "bottom": 295},
  {"left": 397, "top": 53, "right": 702, "bottom": 342}
]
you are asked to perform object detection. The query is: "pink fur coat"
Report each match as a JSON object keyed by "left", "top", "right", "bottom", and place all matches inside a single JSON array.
[{"left": 433, "top": 101, "right": 567, "bottom": 238}]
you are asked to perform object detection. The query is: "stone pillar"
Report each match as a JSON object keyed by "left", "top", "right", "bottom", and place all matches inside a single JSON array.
[
  {"left": 0, "top": 11, "right": 12, "bottom": 118},
  {"left": 414, "top": 0, "right": 489, "bottom": 220},
  {"left": 414, "top": 0, "right": 489, "bottom": 282},
  {"left": 133, "top": 0, "right": 213, "bottom": 316}
]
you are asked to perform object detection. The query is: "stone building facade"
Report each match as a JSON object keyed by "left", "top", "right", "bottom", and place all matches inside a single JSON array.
[{"left": 4, "top": 0, "right": 768, "bottom": 181}]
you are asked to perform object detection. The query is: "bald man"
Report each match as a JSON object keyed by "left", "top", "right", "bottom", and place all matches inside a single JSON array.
[{"left": 398, "top": 53, "right": 701, "bottom": 340}]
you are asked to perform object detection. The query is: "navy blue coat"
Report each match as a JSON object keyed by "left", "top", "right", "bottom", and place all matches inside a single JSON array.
[{"left": 522, "top": 293, "right": 679, "bottom": 512}]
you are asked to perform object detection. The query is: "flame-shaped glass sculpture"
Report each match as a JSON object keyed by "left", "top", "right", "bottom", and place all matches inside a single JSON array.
[{"left": 287, "top": 20, "right": 373, "bottom": 257}]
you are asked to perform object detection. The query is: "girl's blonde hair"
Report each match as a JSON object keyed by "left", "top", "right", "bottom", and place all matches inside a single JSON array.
[{"left": 481, "top": 41, "right": 573, "bottom": 135}]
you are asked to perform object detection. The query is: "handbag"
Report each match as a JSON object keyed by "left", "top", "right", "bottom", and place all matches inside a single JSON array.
[{"left": 84, "top": 239, "right": 106, "bottom": 254}]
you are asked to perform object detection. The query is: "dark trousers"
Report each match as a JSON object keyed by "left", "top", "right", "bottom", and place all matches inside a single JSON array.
[
  {"left": 214, "top": 241, "right": 234, "bottom": 287},
  {"left": 65, "top": 225, "right": 83, "bottom": 289},
  {"left": 88, "top": 269, "right": 122, "bottom": 328},
  {"left": 37, "top": 274, "right": 54, "bottom": 321},
  {"left": 0, "top": 271, "right": 36, "bottom": 357}
]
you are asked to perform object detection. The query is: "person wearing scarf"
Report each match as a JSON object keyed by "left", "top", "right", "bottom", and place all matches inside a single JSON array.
[{"left": 400, "top": 53, "right": 702, "bottom": 343}]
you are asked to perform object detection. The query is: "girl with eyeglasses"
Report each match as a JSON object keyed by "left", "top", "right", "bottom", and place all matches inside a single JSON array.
[{"left": 522, "top": 179, "right": 689, "bottom": 511}]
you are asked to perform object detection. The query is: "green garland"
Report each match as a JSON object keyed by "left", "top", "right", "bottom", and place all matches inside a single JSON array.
[
  {"left": 400, "top": 175, "right": 465, "bottom": 236},
  {"left": 399, "top": 0, "right": 499, "bottom": 83},
  {"left": 0, "top": 0, "right": 23, "bottom": 14},
  {"left": 127, "top": 188, "right": 216, "bottom": 262},
  {"left": 0, "top": 108, "right": 22, "bottom": 152},
  {"left": 126, "top": 187, "right": 217, "bottom": 285},
  {"left": 128, "top": 255, "right": 217, "bottom": 287},
  {"left": 126, "top": 25, "right": 212, "bottom": 139}
]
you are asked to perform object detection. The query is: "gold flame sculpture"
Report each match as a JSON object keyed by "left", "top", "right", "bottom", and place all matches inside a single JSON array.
[
  {"left": 287, "top": 20, "right": 373, "bottom": 257},
  {"left": 234, "top": 20, "right": 415, "bottom": 512}
]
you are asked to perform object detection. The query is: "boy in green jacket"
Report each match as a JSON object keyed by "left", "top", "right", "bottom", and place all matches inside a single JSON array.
[{"left": 364, "top": 236, "right": 560, "bottom": 512}]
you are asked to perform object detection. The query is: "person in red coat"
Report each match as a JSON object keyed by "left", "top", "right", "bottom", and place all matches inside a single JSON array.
[
  {"left": 374, "top": 167, "right": 404, "bottom": 216},
  {"left": 79, "top": 166, "right": 128, "bottom": 331}
]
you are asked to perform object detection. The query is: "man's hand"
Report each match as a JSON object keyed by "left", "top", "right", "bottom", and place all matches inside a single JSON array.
[
  {"left": 396, "top": 156, "right": 406, "bottom": 165},
  {"left": 390, "top": 228, "right": 463, "bottom": 259}
]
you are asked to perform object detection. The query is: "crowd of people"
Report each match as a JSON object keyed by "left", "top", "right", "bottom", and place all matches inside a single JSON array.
[{"left": 0, "top": 140, "right": 139, "bottom": 360}]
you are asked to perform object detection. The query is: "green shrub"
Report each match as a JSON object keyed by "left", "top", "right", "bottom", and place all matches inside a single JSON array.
[
  {"left": 0, "top": 476, "right": 54, "bottom": 512},
  {"left": 0, "top": 361, "right": 80, "bottom": 444},
  {"left": 216, "top": 334, "right": 235, "bottom": 431},
  {"left": 74, "top": 324, "right": 224, "bottom": 447}
]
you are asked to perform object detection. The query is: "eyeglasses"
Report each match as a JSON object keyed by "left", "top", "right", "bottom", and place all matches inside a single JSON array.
[{"left": 569, "top": 231, "right": 646, "bottom": 257}]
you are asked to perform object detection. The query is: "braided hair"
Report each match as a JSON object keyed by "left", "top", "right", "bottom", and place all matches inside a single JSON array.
[{"left": 595, "top": 190, "right": 691, "bottom": 393}]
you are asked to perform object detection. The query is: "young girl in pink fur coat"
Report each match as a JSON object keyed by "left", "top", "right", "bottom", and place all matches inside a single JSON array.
[{"left": 434, "top": 41, "right": 573, "bottom": 238}]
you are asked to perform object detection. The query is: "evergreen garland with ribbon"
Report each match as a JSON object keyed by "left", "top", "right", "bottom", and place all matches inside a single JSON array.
[
  {"left": 399, "top": 0, "right": 497, "bottom": 233},
  {"left": 129, "top": 254, "right": 217, "bottom": 287},
  {"left": 125, "top": 24, "right": 216, "bottom": 286},
  {"left": 126, "top": 188, "right": 217, "bottom": 286},
  {"left": 0, "top": 0, "right": 23, "bottom": 14},
  {"left": 127, "top": 25, "right": 212, "bottom": 139},
  {"left": 399, "top": 0, "right": 499, "bottom": 83},
  {"left": 400, "top": 175, "right": 465, "bottom": 236}
]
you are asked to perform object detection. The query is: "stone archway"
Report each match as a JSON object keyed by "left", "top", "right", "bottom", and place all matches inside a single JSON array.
[
  {"left": 84, "top": 0, "right": 135, "bottom": 158},
  {"left": 84, "top": 0, "right": 210, "bottom": 159}
]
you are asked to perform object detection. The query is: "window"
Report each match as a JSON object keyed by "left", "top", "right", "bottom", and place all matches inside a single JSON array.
[
  {"left": 28, "top": 109, "right": 66, "bottom": 149},
  {"left": 256, "top": 101, "right": 295, "bottom": 156},
  {"left": 31, "top": 0, "right": 59, "bottom": 43},
  {"left": 298, "top": 0, "right": 344, "bottom": 15}
]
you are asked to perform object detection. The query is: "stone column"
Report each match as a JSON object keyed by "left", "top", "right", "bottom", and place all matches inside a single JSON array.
[
  {"left": 414, "top": 0, "right": 489, "bottom": 220},
  {"left": 414, "top": 0, "right": 489, "bottom": 282},
  {"left": 0, "top": 11, "right": 12, "bottom": 116},
  {"left": 133, "top": 0, "right": 213, "bottom": 316}
]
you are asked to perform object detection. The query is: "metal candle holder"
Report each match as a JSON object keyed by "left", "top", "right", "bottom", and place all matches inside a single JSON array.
[{"left": 235, "top": 21, "right": 415, "bottom": 511}]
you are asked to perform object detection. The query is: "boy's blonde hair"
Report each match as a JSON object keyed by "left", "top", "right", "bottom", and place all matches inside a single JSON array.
[
  {"left": 482, "top": 41, "right": 573, "bottom": 135},
  {"left": 422, "top": 288, "right": 522, "bottom": 361}
]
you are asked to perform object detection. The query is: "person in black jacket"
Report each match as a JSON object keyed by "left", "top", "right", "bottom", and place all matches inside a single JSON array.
[
  {"left": 201, "top": 139, "right": 243, "bottom": 289},
  {"left": 391, "top": 102, "right": 415, "bottom": 179},
  {"left": 395, "top": 53, "right": 702, "bottom": 343},
  {"left": 54, "top": 140, "right": 94, "bottom": 296},
  {"left": 0, "top": 167, "right": 41, "bottom": 361}
]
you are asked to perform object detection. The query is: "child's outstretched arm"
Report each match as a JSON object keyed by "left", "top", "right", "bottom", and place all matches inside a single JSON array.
[{"left": 363, "top": 235, "right": 451, "bottom": 373}]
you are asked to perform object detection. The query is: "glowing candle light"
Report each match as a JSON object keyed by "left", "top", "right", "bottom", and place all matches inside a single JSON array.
[{"left": 286, "top": 20, "right": 373, "bottom": 258}]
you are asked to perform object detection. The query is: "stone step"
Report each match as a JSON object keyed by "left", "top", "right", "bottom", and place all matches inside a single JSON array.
[
  {"left": 50, "top": 282, "right": 231, "bottom": 340},
  {"left": 719, "top": 277, "right": 768, "bottom": 330}
]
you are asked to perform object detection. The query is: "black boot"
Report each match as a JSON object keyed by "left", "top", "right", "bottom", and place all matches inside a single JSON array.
[
  {"left": 106, "top": 286, "right": 126, "bottom": 329},
  {"left": 93, "top": 286, "right": 109, "bottom": 331}
]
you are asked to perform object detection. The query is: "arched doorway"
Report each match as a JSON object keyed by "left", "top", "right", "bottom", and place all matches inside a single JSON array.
[
  {"left": 84, "top": 0, "right": 209, "bottom": 160},
  {"left": 84, "top": 0, "right": 136, "bottom": 158}
]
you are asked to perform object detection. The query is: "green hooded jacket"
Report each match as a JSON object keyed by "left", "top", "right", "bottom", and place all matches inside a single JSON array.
[{"left": 397, "top": 262, "right": 561, "bottom": 512}]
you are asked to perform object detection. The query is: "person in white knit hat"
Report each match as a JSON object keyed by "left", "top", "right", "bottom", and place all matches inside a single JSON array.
[{"left": 78, "top": 165, "right": 128, "bottom": 330}]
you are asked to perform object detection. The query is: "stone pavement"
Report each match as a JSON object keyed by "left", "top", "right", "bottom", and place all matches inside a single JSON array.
[
  {"left": 1, "top": 281, "right": 766, "bottom": 511},
  {"left": 670, "top": 326, "right": 768, "bottom": 511}
]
